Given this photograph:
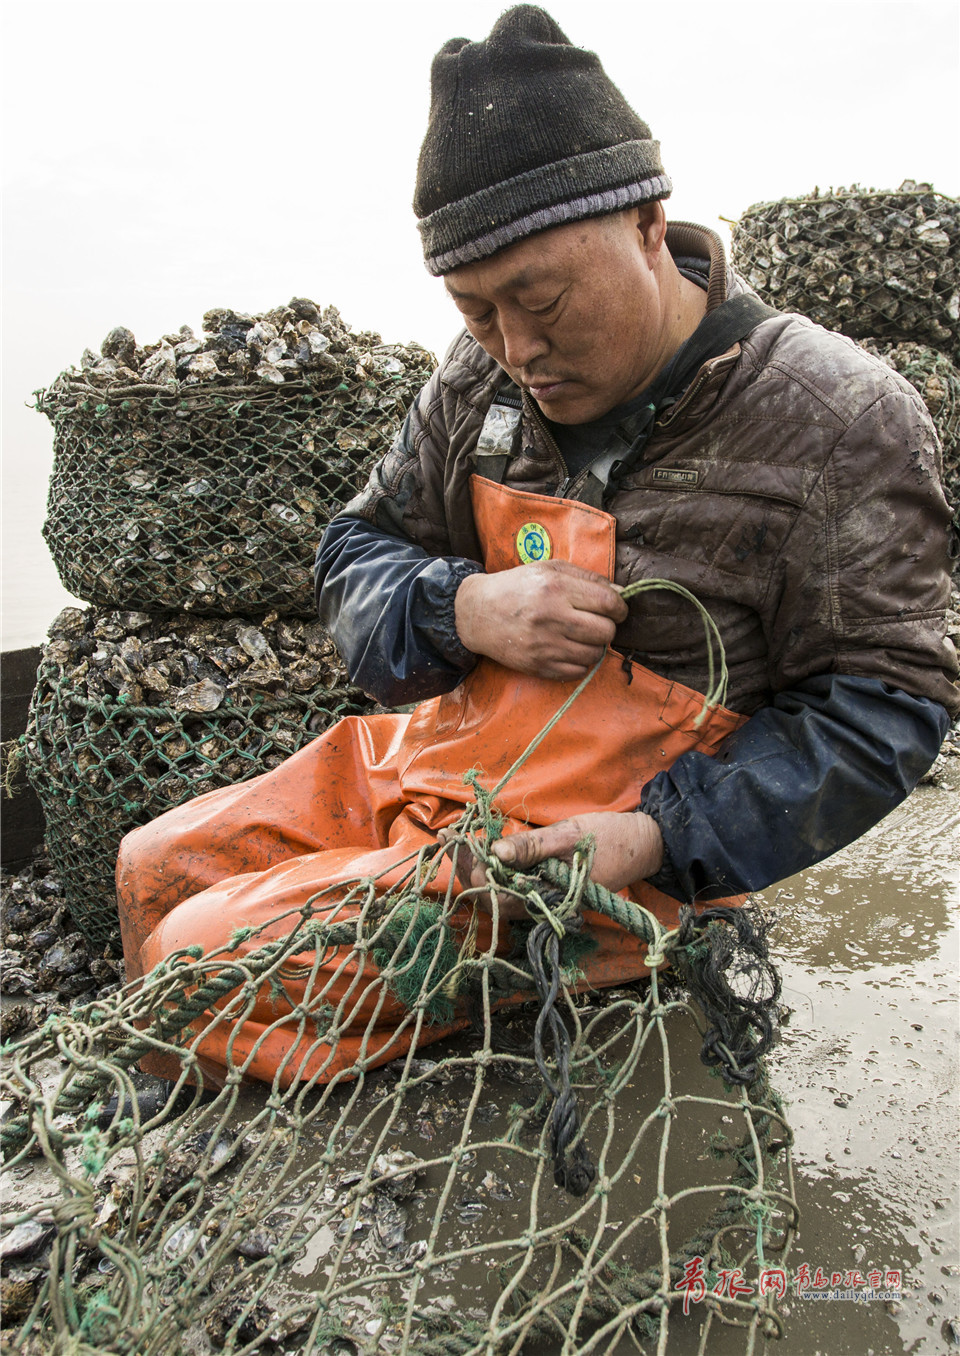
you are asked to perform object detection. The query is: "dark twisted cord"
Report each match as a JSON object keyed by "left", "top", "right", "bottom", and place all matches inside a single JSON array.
[
  {"left": 675, "top": 905, "right": 782, "bottom": 1086},
  {"left": 526, "top": 915, "right": 596, "bottom": 1197}
]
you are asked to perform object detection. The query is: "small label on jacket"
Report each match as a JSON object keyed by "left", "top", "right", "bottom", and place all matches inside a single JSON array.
[
  {"left": 652, "top": 467, "right": 699, "bottom": 488},
  {"left": 477, "top": 404, "right": 522, "bottom": 457}
]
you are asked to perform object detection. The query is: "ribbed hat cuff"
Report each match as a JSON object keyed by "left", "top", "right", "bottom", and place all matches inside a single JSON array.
[
  {"left": 418, "top": 140, "right": 670, "bottom": 276},
  {"left": 423, "top": 174, "right": 672, "bottom": 275}
]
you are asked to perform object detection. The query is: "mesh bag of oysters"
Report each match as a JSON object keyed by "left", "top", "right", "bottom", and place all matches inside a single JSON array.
[
  {"left": 21, "top": 607, "right": 376, "bottom": 948},
  {"left": 730, "top": 182, "right": 959, "bottom": 359},
  {"left": 20, "top": 299, "right": 435, "bottom": 946},
  {"left": 35, "top": 300, "right": 435, "bottom": 617}
]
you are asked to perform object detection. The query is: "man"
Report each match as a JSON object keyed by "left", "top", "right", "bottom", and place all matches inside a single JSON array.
[
  {"left": 315, "top": 5, "right": 957, "bottom": 901},
  {"left": 118, "top": 6, "right": 957, "bottom": 1084}
]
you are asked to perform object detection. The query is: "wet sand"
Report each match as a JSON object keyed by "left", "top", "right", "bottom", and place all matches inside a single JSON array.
[{"left": 755, "top": 761, "right": 959, "bottom": 1356}]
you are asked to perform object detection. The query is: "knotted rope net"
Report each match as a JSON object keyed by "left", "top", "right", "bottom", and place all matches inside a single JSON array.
[
  {"left": 2, "top": 583, "right": 797, "bottom": 1354},
  {"left": 0, "top": 815, "right": 794, "bottom": 1356}
]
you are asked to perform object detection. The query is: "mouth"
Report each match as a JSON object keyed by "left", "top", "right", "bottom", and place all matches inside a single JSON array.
[{"left": 524, "top": 378, "right": 569, "bottom": 401}]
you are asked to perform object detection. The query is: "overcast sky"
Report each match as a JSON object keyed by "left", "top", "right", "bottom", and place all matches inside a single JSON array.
[{"left": 3, "top": 0, "right": 958, "bottom": 648}]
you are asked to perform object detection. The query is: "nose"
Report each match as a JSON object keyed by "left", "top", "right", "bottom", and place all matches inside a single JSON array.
[{"left": 499, "top": 311, "right": 549, "bottom": 373}]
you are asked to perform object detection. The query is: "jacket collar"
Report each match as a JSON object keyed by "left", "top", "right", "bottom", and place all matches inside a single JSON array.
[{"left": 665, "top": 222, "right": 729, "bottom": 313}]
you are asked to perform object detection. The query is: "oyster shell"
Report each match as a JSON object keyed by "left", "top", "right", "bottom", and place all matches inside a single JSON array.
[
  {"left": 140, "top": 342, "right": 177, "bottom": 386},
  {"left": 101, "top": 327, "right": 137, "bottom": 368}
]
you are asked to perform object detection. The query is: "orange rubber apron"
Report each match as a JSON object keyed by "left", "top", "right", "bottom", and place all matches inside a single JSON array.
[{"left": 119, "top": 477, "right": 744, "bottom": 1087}]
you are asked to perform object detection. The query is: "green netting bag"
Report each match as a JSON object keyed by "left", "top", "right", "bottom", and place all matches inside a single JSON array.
[
  {"left": 21, "top": 606, "right": 377, "bottom": 948},
  {"left": 731, "top": 183, "right": 959, "bottom": 360},
  {"left": 35, "top": 301, "right": 435, "bottom": 617}
]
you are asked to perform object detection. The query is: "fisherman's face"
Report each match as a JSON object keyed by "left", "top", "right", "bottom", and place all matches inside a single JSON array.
[{"left": 444, "top": 205, "right": 671, "bottom": 424}]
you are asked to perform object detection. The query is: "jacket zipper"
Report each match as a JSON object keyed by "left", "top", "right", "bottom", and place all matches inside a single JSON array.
[
  {"left": 521, "top": 393, "right": 569, "bottom": 492},
  {"left": 521, "top": 394, "right": 617, "bottom": 500}
]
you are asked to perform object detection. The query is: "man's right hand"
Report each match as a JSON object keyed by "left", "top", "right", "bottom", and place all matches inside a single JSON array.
[{"left": 454, "top": 559, "right": 628, "bottom": 680}]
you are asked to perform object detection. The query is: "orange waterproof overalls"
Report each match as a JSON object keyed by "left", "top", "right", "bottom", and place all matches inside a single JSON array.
[{"left": 117, "top": 478, "right": 744, "bottom": 1086}]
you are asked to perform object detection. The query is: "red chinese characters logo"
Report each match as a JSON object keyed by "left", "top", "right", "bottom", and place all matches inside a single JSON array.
[{"left": 677, "top": 1258, "right": 707, "bottom": 1316}]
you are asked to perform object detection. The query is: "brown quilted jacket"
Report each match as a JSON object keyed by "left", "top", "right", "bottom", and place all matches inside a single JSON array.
[{"left": 348, "top": 223, "right": 960, "bottom": 718}]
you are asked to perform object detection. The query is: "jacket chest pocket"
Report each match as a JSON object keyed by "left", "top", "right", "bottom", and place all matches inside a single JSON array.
[{"left": 615, "top": 461, "right": 814, "bottom": 577}]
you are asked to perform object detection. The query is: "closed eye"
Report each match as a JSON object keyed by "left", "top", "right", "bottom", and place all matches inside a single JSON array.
[
  {"left": 526, "top": 292, "right": 564, "bottom": 318},
  {"left": 456, "top": 304, "right": 494, "bottom": 328}
]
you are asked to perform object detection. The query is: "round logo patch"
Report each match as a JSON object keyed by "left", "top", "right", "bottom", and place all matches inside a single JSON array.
[{"left": 516, "top": 522, "right": 552, "bottom": 564}]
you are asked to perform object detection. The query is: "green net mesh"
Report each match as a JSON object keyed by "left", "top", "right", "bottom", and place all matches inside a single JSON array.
[
  {"left": 730, "top": 183, "right": 959, "bottom": 361},
  {"left": 21, "top": 607, "right": 377, "bottom": 949},
  {"left": 0, "top": 810, "right": 797, "bottom": 1356},
  {"left": 34, "top": 303, "right": 435, "bottom": 617}
]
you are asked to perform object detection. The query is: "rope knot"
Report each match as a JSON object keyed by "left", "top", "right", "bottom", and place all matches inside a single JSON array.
[{"left": 52, "top": 1186, "right": 97, "bottom": 1232}]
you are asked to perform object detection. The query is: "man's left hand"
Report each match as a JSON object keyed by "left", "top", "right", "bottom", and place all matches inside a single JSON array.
[{"left": 444, "top": 811, "right": 665, "bottom": 917}]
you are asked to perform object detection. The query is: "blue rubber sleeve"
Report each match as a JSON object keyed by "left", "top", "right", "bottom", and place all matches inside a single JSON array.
[
  {"left": 640, "top": 675, "right": 950, "bottom": 902},
  {"left": 315, "top": 514, "right": 482, "bottom": 706}
]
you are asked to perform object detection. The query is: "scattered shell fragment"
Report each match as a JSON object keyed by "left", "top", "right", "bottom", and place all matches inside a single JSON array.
[
  {"left": 373, "top": 1195, "right": 408, "bottom": 1251},
  {"left": 0, "top": 1220, "right": 52, "bottom": 1262},
  {"left": 234, "top": 1226, "right": 277, "bottom": 1260},
  {"left": 481, "top": 1171, "right": 513, "bottom": 1200},
  {"left": 373, "top": 1150, "right": 422, "bottom": 1200},
  {"left": 194, "top": 1129, "right": 245, "bottom": 1175},
  {"left": 163, "top": 1224, "right": 205, "bottom": 1262}
]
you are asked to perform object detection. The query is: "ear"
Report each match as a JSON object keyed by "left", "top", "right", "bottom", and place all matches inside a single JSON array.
[{"left": 635, "top": 201, "right": 667, "bottom": 260}]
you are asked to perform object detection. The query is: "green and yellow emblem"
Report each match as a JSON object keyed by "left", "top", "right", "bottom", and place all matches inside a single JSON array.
[{"left": 516, "top": 522, "right": 552, "bottom": 564}]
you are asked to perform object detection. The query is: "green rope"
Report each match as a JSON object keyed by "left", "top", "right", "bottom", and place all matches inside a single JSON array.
[{"left": 487, "top": 577, "right": 726, "bottom": 809}]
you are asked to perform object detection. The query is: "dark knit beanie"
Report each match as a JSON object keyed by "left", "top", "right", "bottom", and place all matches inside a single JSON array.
[{"left": 414, "top": 5, "right": 671, "bottom": 276}]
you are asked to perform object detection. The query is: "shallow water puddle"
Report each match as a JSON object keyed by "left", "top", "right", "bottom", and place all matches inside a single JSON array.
[{"left": 759, "top": 769, "right": 959, "bottom": 1356}]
